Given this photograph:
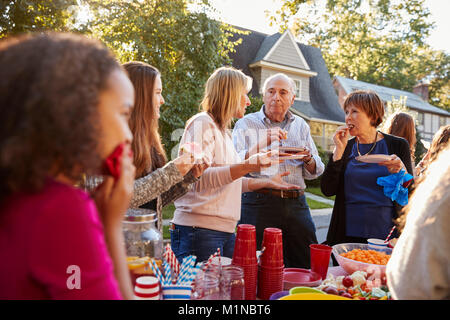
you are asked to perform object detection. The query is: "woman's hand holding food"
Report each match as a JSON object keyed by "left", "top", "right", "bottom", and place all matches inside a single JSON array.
[{"left": 332, "top": 126, "right": 351, "bottom": 161}]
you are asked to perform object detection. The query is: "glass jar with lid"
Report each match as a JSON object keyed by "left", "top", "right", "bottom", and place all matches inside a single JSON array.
[{"left": 123, "top": 208, "right": 163, "bottom": 260}]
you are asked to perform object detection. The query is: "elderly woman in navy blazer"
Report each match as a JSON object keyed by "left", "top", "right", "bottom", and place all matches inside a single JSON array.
[{"left": 322, "top": 90, "right": 413, "bottom": 246}]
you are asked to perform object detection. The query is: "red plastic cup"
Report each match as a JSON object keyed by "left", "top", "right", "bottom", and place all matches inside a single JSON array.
[
  {"left": 237, "top": 263, "right": 257, "bottom": 300},
  {"left": 259, "top": 228, "right": 284, "bottom": 268},
  {"left": 232, "top": 225, "right": 257, "bottom": 266},
  {"left": 262, "top": 228, "right": 282, "bottom": 244},
  {"left": 232, "top": 239, "right": 257, "bottom": 265},
  {"left": 309, "top": 244, "right": 332, "bottom": 281},
  {"left": 257, "top": 265, "right": 283, "bottom": 300}
]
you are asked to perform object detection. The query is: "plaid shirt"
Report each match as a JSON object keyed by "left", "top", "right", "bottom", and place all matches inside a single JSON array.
[{"left": 232, "top": 105, "right": 324, "bottom": 189}]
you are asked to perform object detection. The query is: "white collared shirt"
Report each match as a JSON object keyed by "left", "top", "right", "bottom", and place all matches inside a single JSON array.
[{"left": 232, "top": 105, "right": 324, "bottom": 189}]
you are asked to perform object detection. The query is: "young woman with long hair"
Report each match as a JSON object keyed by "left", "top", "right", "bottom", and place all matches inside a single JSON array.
[{"left": 123, "top": 61, "right": 207, "bottom": 232}]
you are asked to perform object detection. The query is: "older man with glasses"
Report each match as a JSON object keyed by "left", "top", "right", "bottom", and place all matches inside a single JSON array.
[{"left": 232, "top": 73, "right": 324, "bottom": 268}]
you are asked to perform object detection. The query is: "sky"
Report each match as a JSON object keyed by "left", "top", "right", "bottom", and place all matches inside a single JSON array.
[{"left": 208, "top": 0, "right": 450, "bottom": 54}]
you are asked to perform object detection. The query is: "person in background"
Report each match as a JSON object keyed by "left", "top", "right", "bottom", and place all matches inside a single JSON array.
[
  {"left": 172, "top": 67, "right": 300, "bottom": 263},
  {"left": 0, "top": 33, "right": 135, "bottom": 299},
  {"left": 322, "top": 90, "right": 413, "bottom": 247},
  {"left": 415, "top": 124, "right": 450, "bottom": 178},
  {"left": 122, "top": 61, "right": 207, "bottom": 232},
  {"left": 386, "top": 146, "right": 450, "bottom": 299},
  {"left": 233, "top": 73, "right": 324, "bottom": 268},
  {"left": 383, "top": 112, "right": 417, "bottom": 176}
]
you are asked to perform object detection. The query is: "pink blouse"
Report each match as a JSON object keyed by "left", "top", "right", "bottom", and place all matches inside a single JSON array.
[{"left": 0, "top": 179, "right": 122, "bottom": 299}]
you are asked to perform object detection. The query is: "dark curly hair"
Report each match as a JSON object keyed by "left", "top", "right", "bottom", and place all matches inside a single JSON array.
[{"left": 0, "top": 32, "right": 121, "bottom": 204}]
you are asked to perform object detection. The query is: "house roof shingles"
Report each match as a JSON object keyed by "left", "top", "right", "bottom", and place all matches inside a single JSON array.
[
  {"left": 228, "top": 27, "right": 345, "bottom": 124},
  {"left": 335, "top": 76, "right": 450, "bottom": 117}
]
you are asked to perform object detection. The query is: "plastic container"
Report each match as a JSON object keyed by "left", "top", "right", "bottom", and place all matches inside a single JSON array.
[
  {"left": 309, "top": 244, "right": 332, "bottom": 281},
  {"left": 367, "top": 238, "right": 388, "bottom": 250},
  {"left": 289, "top": 286, "right": 324, "bottom": 295},
  {"left": 332, "top": 243, "right": 392, "bottom": 278},
  {"left": 269, "top": 291, "right": 289, "bottom": 300}
]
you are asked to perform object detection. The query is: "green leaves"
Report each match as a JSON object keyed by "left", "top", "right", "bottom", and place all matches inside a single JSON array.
[
  {"left": 269, "top": 0, "right": 449, "bottom": 110},
  {"left": 85, "top": 0, "right": 242, "bottom": 155}
]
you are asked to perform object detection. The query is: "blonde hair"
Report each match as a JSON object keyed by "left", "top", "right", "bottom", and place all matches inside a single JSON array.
[{"left": 201, "top": 66, "right": 252, "bottom": 130}]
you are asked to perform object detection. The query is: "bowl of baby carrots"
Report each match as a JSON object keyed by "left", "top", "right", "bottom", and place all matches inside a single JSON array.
[{"left": 332, "top": 243, "right": 392, "bottom": 279}]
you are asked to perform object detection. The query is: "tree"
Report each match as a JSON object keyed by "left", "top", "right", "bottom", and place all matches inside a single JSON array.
[
  {"left": 269, "top": 0, "right": 449, "bottom": 110},
  {"left": 0, "top": 0, "right": 78, "bottom": 38},
  {"left": 85, "top": 0, "right": 245, "bottom": 155}
]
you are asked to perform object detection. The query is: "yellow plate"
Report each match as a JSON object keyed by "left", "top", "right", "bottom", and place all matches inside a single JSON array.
[{"left": 280, "top": 293, "right": 351, "bottom": 300}]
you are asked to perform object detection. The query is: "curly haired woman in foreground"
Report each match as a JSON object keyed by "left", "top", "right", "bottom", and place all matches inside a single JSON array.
[{"left": 0, "top": 32, "right": 135, "bottom": 299}]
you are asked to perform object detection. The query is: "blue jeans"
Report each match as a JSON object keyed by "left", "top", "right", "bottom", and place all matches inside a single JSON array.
[
  {"left": 240, "top": 192, "right": 318, "bottom": 269},
  {"left": 170, "top": 224, "right": 236, "bottom": 264}
]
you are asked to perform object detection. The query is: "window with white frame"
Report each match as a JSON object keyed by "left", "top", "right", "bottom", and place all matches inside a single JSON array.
[{"left": 294, "top": 80, "right": 301, "bottom": 99}]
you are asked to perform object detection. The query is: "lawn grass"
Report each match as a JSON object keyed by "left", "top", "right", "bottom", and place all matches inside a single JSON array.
[
  {"left": 306, "top": 197, "right": 333, "bottom": 209},
  {"left": 306, "top": 186, "right": 336, "bottom": 201}
]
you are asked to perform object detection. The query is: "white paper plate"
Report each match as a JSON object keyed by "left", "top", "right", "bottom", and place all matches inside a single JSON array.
[
  {"left": 279, "top": 154, "right": 307, "bottom": 160},
  {"left": 355, "top": 154, "right": 393, "bottom": 163}
]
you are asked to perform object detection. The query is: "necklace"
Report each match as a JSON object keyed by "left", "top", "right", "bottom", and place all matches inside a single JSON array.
[{"left": 357, "top": 131, "right": 378, "bottom": 156}]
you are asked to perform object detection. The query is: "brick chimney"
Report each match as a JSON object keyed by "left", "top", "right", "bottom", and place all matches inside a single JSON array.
[{"left": 413, "top": 81, "right": 429, "bottom": 102}]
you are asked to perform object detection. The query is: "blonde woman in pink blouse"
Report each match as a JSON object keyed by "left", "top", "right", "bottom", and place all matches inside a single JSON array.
[{"left": 171, "top": 67, "right": 300, "bottom": 262}]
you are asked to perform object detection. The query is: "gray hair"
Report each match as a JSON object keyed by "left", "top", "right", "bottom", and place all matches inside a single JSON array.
[{"left": 262, "top": 73, "right": 296, "bottom": 95}]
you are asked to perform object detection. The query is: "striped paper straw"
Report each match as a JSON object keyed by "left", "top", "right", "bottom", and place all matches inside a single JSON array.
[
  {"left": 187, "top": 263, "right": 201, "bottom": 286},
  {"left": 163, "top": 260, "right": 172, "bottom": 285},
  {"left": 384, "top": 226, "right": 396, "bottom": 243},
  {"left": 164, "top": 244, "right": 180, "bottom": 281},
  {"left": 178, "top": 255, "right": 195, "bottom": 285},
  {"left": 148, "top": 259, "right": 164, "bottom": 285},
  {"left": 182, "top": 255, "right": 197, "bottom": 286},
  {"left": 202, "top": 248, "right": 221, "bottom": 272}
]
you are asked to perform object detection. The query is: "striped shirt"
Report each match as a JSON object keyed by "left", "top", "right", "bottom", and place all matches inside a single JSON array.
[{"left": 232, "top": 105, "right": 324, "bottom": 189}]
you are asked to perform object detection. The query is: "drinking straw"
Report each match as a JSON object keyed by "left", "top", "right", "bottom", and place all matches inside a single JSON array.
[
  {"left": 384, "top": 226, "right": 396, "bottom": 243},
  {"left": 177, "top": 255, "right": 195, "bottom": 285},
  {"left": 163, "top": 244, "right": 180, "bottom": 280},
  {"left": 148, "top": 259, "right": 164, "bottom": 285},
  {"left": 202, "top": 248, "right": 221, "bottom": 272},
  {"left": 162, "top": 260, "right": 172, "bottom": 285}
]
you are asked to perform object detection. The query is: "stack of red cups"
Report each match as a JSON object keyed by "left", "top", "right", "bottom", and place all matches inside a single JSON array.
[
  {"left": 232, "top": 224, "right": 258, "bottom": 300},
  {"left": 257, "top": 227, "right": 284, "bottom": 300}
]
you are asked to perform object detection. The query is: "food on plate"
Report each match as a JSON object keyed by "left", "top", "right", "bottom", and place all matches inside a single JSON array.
[
  {"left": 316, "top": 271, "right": 391, "bottom": 300},
  {"left": 342, "top": 276, "right": 353, "bottom": 288},
  {"left": 340, "top": 249, "right": 391, "bottom": 265}
]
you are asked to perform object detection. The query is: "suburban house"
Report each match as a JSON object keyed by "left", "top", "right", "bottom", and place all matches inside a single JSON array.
[
  {"left": 333, "top": 76, "right": 450, "bottom": 142},
  {"left": 229, "top": 27, "right": 345, "bottom": 152}
]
